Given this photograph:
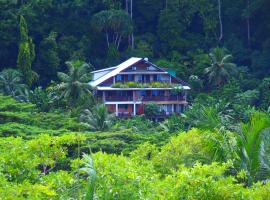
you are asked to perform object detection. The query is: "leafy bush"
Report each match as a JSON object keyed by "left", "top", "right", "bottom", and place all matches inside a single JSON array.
[{"left": 144, "top": 102, "right": 160, "bottom": 117}]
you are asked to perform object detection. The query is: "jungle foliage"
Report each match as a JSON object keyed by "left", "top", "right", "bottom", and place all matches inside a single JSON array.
[{"left": 1, "top": 0, "right": 270, "bottom": 199}]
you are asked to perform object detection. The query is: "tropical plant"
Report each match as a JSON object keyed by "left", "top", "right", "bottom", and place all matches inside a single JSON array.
[
  {"left": 0, "top": 69, "right": 29, "bottom": 101},
  {"left": 235, "top": 112, "right": 270, "bottom": 185},
  {"left": 184, "top": 103, "right": 233, "bottom": 130},
  {"left": 205, "top": 47, "right": 237, "bottom": 87},
  {"left": 56, "top": 60, "right": 93, "bottom": 107},
  {"left": 81, "top": 154, "right": 96, "bottom": 200},
  {"left": 80, "top": 104, "right": 113, "bottom": 131},
  {"left": 159, "top": 114, "right": 184, "bottom": 133}
]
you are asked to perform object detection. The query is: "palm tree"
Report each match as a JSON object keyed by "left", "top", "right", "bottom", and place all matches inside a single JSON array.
[
  {"left": 0, "top": 68, "right": 28, "bottom": 99},
  {"left": 236, "top": 112, "right": 270, "bottom": 185},
  {"left": 56, "top": 61, "right": 93, "bottom": 107},
  {"left": 205, "top": 48, "right": 237, "bottom": 87},
  {"left": 80, "top": 104, "right": 114, "bottom": 131}
]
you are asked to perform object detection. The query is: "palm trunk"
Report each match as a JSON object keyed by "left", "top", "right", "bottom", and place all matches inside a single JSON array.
[
  {"left": 130, "top": 0, "right": 134, "bottom": 49},
  {"left": 246, "top": 0, "right": 251, "bottom": 46},
  {"left": 218, "top": 0, "right": 223, "bottom": 41},
  {"left": 106, "top": 31, "right": 110, "bottom": 48}
]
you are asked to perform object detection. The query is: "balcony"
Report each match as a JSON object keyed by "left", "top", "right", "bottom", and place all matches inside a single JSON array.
[
  {"left": 140, "top": 96, "right": 184, "bottom": 102},
  {"left": 104, "top": 95, "right": 185, "bottom": 102},
  {"left": 106, "top": 96, "right": 133, "bottom": 101}
]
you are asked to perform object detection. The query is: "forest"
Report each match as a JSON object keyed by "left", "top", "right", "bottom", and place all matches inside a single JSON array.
[{"left": 1, "top": 0, "right": 270, "bottom": 199}]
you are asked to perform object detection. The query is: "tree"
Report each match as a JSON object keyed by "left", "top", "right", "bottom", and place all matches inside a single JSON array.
[
  {"left": 0, "top": 68, "right": 28, "bottom": 100},
  {"left": 205, "top": 47, "right": 237, "bottom": 87},
  {"left": 144, "top": 102, "right": 160, "bottom": 117},
  {"left": 36, "top": 32, "right": 60, "bottom": 85},
  {"left": 80, "top": 104, "right": 113, "bottom": 131},
  {"left": 56, "top": 60, "right": 93, "bottom": 107},
  {"left": 91, "top": 9, "right": 133, "bottom": 50},
  {"left": 16, "top": 15, "right": 37, "bottom": 86}
]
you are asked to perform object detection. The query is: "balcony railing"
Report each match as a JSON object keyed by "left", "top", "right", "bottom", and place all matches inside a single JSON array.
[
  {"left": 106, "top": 96, "right": 133, "bottom": 101},
  {"left": 141, "top": 96, "right": 184, "bottom": 101},
  {"left": 104, "top": 95, "right": 185, "bottom": 102}
]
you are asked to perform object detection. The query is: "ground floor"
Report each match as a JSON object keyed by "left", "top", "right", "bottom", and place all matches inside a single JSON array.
[{"left": 106, "top": 102, "right": 186, "bottom": 118}]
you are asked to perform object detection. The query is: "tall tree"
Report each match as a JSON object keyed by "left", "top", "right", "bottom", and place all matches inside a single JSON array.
[
  {"left": 36, "top": 32, "right": 60, "bottom": 85},
  {"left": 91, "top": 9, "right": 133, "bottom": 50},
  {"left": 16, "top": 15, "right": 37, "bottom": 86}
]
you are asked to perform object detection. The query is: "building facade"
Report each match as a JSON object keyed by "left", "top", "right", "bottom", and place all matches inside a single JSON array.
[{"left": 90, "top": 57, "right": 190, "bottom": 118}]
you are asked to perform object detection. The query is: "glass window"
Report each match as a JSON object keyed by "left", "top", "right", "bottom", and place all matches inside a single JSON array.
[
  {"left": 140, "top": 90, "right": 146, "bottom": 96},
  {"left": 152, "top": 90, "right": 159, "bottom": 96},
  {"left": 119, "top": 104, "right": 128, "bottom": 109},
  {"left": 157, "top": 75, "right": 162, "bottom": 81},
  {"left": 128, "top": 74, "right": 133, "bottom": 81},
  {"left": 157, "top": 75, "right": 169, "bottom": 82},
  {"left": 116, "top": 75, "right": 122, "bottom": 81},
  {"left": 167, "top": 105, "right": 173, "bottom": 113}
]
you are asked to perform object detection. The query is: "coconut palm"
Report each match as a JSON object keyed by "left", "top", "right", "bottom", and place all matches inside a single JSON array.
[
  {"left": 80, "top": 104, "right": 114, "bottom": 131},
  {"left": 205, "top": 48, "right": 237, "bottom": 87},
  {"left": 56, "top": 61, "right": 93, "bottom": 106},
  {"left": 0, "top": 68, "right": 28, "bottom": 99},
  {"left": 236, "top": 112, "right": 270, "bottom": 185}
]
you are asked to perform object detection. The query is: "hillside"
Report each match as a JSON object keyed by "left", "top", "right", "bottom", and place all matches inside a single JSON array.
[{"left": 1, "top": 0, "right": 270, "bottom": 199}]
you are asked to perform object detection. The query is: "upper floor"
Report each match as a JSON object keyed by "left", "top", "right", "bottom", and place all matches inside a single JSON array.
[{"left": 90, "top": 57, "right": 190, "bottom": 90}]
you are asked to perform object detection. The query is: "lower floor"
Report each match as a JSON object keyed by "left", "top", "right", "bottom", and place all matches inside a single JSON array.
[{"left": 106, "top": 103, "right": 186, "bottom": 118}]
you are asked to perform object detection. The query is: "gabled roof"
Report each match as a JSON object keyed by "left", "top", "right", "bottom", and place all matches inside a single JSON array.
[
  {"left": 90, "top": 57, "right": 142, "bottom": 87},
  {"left": 91, "top": 66, "right": 117, "bottom": 74}
]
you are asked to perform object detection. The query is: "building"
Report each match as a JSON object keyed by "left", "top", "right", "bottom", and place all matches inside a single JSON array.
[{"left": 90, "top": 57, "right": 190, "bottom": 118}]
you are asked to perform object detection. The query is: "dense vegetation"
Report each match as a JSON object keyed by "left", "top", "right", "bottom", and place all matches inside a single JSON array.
[{"left": 1, "top": 0, "right": 270, "bottom": 199}]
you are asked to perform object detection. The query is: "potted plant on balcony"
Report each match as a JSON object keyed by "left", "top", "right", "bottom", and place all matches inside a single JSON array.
[{"left": 172, "top": 85, "right": 184, "bottom": 112}]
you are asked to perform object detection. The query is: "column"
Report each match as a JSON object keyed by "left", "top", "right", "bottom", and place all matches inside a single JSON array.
[
  {"left": 116, "top": 104, "right": 119, "bottom": 116},
  {"left": 102, "top": 91, "right": 105, "bottom": 102},
  {"left": 133, "top": 91, "right": 136, "bottom": 102},
  {"left": 133, "top": 104, "right": 136, "bottom": 116}
]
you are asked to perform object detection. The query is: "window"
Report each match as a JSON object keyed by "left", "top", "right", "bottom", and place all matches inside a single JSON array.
[
  {"left": 140, "top": 90, "right": 146, "bottom": 96},
  {"left": 157, "top": 75, "right": 169, "bottom": 82},
  {"left": 147, "top": 65, "right": 156, "bottom": 71},
  {"left": 119, "top": 104, "right": 128, "bottom": 110},
  {"left": 136, "top": 75, "right": 143, "bottom": 82},
  {"left": 167, "top": 105, "right": 173, "bottom": 113},
  {"left": 127, "top": 74, "right": 133, "bottom": 81},
  {"left": 132, "top": 66, "right": 136, "bottom": 71},
  {"left": 152, "top": 90, "right": 159, "bottom": 96},
  {"left": 116, "top": 75, "right": 122, "bottom": 81}
]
